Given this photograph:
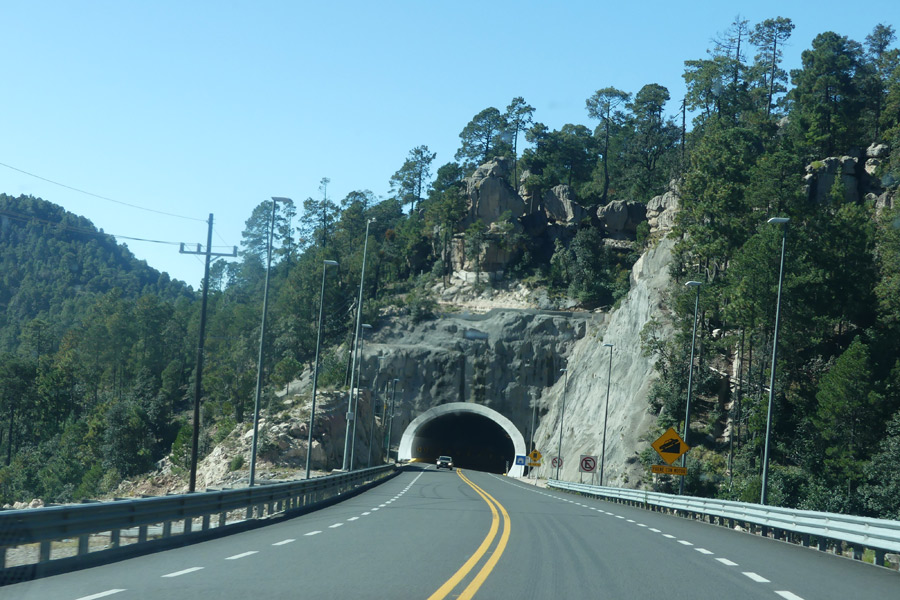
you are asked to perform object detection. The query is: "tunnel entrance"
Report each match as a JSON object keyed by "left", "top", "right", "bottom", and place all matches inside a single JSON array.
[{"left": 398, "top": 402, "right": 526, "bottom": 476}]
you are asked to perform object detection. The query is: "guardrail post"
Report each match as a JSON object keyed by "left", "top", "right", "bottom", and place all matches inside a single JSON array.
[
  {"left": 219, "top": 512, "right": 227, "bottom": 527},
  {"left": 139, "top": 525, "right": 148, "bottom": 543},
  {"left": 1, "top": 547, "right": 6, "bottom": 569},
  {"left": 202, "top": 515, "right": 211, "bottom": 530},
  {"left": 163, "top": 521, "right": 172, "bottom": 538},
  {"left": 851, "top": 545, "right": 863, "bottom": 561},
  {"left": 801, "top": 534, "right": 810, "bottom": 547},
  {"left": 111, "top": 529, "right": 120, "bottom": 548},
  {"left": 78, "top": 534, "right": 89, "bottom": 555},
  {"left": 39, "top": 541, "right": 51, "bottom": 563},
  {"left": 875, "top": 549, "right": 886, "bottom": 567},
  {"left": 184, "top": 517, "right": 192, "bottom": 534},
  {"left": 245, "top": 506, "right": 252, "bottom": 519}
]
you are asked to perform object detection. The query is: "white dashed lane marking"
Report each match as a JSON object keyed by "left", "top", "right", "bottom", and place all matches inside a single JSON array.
[
  {"left": 775, "top": 592, "right": 805, "bottom": 600},
  {"left": 226, "top": 551, "right": 259, "bottom": 560},
  {"left": 716, "top": 558, "right": 739, "bottom": 566},
  {"left": 662, "top": 534, "right": 676, "bottom": 539},
  {"left": 272, "top": 539, "right": 295, "bottom": 546},
  {"left": 743, "top": 572, "right": 770, "bottom": 583},
  {"left": 677, "top": 540, "right": 693, "bottom": 546},
  {"left": 329, "top": 523, "right": 343, "bottom": 529},
  {"left": 347, "top": 516, "right": 359, "bottom": 521},
  {"left": 162, "top": 567, "right": 204, "bottom": 578},
  {"left": 75, "top": 591, "right": 127, "bottom": 600},
  {"left": 695, "top": 548, "right": 714, "bottom": 555},
  {"left": 305, "top": 530, "right": 322, "bottom": 536}
]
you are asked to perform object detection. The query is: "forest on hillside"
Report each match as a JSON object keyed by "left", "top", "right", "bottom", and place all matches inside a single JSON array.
[{"left": 1, "top": 17, "right": 899, "bottom": 518}]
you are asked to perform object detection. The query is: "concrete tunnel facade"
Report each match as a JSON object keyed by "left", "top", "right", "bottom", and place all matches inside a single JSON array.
[{"left": 398, "top": 402, "right": 526, "bottom": 477}]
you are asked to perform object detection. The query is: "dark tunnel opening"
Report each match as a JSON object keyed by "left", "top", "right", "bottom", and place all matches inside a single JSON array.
[{"left": 411, "top": 412, "right": 515, "bottom": 473}]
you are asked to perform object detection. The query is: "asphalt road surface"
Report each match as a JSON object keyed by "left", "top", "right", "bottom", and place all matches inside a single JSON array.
[{"left": 5, "top": 466, "right": 897, "bottom": 599}]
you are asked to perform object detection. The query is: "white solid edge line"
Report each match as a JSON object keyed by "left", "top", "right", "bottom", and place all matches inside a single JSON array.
[
  {"left": 75, "top": 590, "right": 127, "bottom": 600},
  {"left": 742, "top": 572, "right": 770, "bottom": 583},
  {"left": 226, "top": 551, "right": 259, "bottom": 560},
  {"left": 162, "top": 567, "right": 204, "bottom": 578},
  {"left": 305, "top": 530, "right": 322, "bottom": 536},
  {"left": 272, "top": 539, "right": 296, "bottom": 546},
  {"left": 775, "top": 592, "right": 805, "bottom": 600},
  {"left": 716, "top": 558, "right": 738, "bottom": 566}
]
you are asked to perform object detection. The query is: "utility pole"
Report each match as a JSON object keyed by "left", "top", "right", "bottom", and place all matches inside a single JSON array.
[
  {"left": 180, "top": 214, "right": 237, "bottom": 493},
  {"left": 249, "top": 197, "right": 286, "bottom": 487}
]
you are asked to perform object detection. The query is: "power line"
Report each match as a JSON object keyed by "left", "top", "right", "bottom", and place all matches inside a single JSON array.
[{"left": 0, "top": 160, "right": 206, "bottom": 222}]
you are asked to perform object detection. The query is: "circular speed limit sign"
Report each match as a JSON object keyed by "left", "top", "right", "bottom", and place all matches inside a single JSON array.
[{"left": 551, "top": 456, "right": 563, "bottom": 468}]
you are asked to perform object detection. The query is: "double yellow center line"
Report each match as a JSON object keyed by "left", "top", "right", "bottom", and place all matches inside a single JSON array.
[{"left": 427, "top": 470, "right": 511, "bottom": 600}]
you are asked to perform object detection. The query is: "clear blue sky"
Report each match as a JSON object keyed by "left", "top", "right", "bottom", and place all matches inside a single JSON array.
[{"left": 1, "top": 1, "right": 895, "bottom": 287}]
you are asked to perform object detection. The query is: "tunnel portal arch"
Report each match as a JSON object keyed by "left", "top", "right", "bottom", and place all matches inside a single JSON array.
[{"left": 398, "top": 402, "right": 526, "bottom": 476}]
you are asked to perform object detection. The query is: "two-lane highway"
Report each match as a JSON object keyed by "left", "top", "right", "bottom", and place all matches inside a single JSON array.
[{"left": 5, "top": 468, "right": 897, "bottom": 599}]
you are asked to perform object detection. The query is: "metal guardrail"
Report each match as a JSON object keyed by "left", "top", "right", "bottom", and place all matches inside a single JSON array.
[
  {"left": 0, "top": 465, "right": 396, "bottom": 579},
  {"left": 548, "top": 480, "right": 900, "bottom": 568}
]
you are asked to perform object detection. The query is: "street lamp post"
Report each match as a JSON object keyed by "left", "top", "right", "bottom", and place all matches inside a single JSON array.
[
  {"left": 250, "top": 197, "right": 286, "bottom": 487},
  {"left": 600, "top": 343, "right": 614, "bottom": 486},
  {"left": 350, "top": 323, "right": 372, "bottom": 471},
  {"left": 306, "top": 259, "right": 338, "bottom": 479},
  {"left": 343, "top": 218, "right": 375, "bottom": 471},
  {"left": 761, "top": 217, "right": 789, "bottom": 505},
  {"left": 680, "top": 280, "right": 703, "bottom": 495},
  {"left": 386, "top": 378, "right": 399, "bottom": 461},
  {"left": 556, "top": 367, "right": 568, "bottom": 480},
  {"left": 366, "top": 356, "right": 385, "bottom": 469}
]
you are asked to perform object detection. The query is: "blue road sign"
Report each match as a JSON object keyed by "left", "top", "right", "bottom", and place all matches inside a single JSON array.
[{"left": 514, "top": 455, "right": 527, "bottom": 466}]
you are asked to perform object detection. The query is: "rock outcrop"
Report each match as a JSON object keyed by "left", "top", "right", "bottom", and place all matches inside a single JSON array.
[
  {"left": 597, "top": 200, "right": 647, "bottom": 239},
  {"left": 646, "top": 180, "right": 680, "bottom": 234},
  {"left": 463, "top": 158, "right": 525, "bottom": 228},
  {"left": 542, "top": 184, "right": 585, "bottom": 224}
]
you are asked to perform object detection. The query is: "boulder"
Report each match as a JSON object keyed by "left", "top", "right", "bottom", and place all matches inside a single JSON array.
[
  {"left": 805, "top": 156, "right": 859, "bottom": 205},
  {"left": 463, "top": 158, "right": 525, "bottom": 228},
  {"left": 542, "top": 185, "right": 585, "bottom": 224},
  {"left": 868, "top": 143, "right": 889, "bottom": 159},
  {"left": 646, "top": 180, "right": 680, "bottom": 234},
  {"left": 597, "top": 200, "right": 647, "bottom": 239}
]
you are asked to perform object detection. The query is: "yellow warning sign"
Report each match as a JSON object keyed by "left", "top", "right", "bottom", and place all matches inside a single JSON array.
[
  {"left": 529, "top": 450, "right": 542, "bottom": 462},
  {"left": 651, "top": 428, "right": 690, "bottom": 465}
]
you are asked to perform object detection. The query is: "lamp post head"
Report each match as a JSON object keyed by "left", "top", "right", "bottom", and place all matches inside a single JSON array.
[
  {"left": 767, "top": 217, "right": 790, "bottom": 224},
  {"left": 362, "top": 323, "right": 373, "bottom": 329},
  {"left": 603, "top": 343, "right": 614, "bottom": 348},
  {"left": 324, "top": 260, "right": 338, "bottom": 266},
  {"left": 271, "top": 196, "right": 292, "bottom": 203},
  {"left": 560, "top": 368, "right": 567, "bottom": 373},
  {"left": 685, "top": 281, "right": 703, "bottom": 287}
]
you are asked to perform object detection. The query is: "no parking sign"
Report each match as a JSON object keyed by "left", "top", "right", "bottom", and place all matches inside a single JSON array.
[{"left": 579, "top": 455, "right": 598, "bottom": 473}]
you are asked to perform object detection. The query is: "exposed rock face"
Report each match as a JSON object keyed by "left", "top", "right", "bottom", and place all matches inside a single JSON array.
[
  {"left": 646, "top": 180, "right": 680, "bottom": 234},
  {"left": 804, "top": 155, "right": 861, "bottom": 204},
  {"left": 542, "top": 185, "right": 585, "bottom": 224},
  {"left": 463, "top": 158, "right": 525, "bottom": 228},
  {"left": 597, "top": 200, "right": 647, "bottom": 239},
  {"left": 351, "top": 236, "right": 677, "bottom": 488},
  {"left": 360, "top": 309, "right": 591, "bottom": 441},
  {"left": 530, "top": 236, "right": 676, "bottom": 485},
  {"left": 449, "top": 232, "right": 516, "bottom": 277}
]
